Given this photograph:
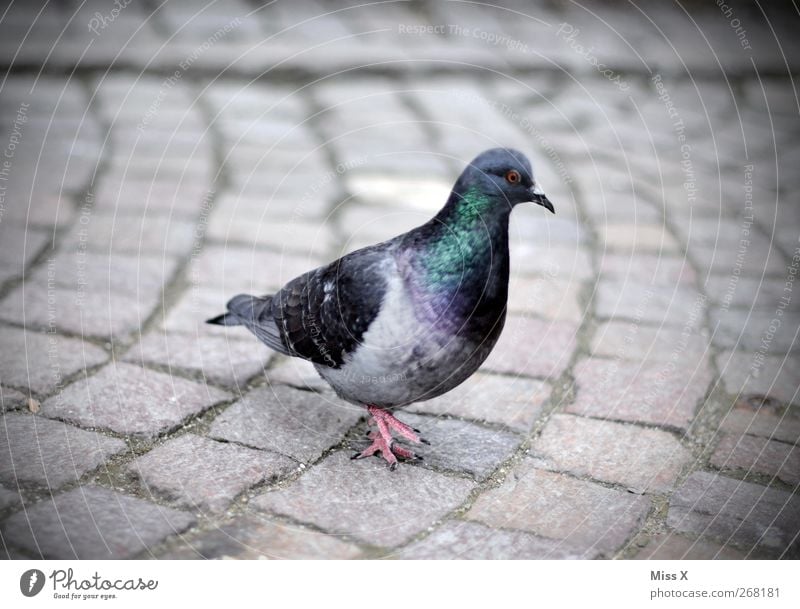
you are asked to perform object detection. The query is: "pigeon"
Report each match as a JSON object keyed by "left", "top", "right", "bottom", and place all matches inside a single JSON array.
[{"left": 208, "top": 148, "right": 554, "bottom": 469}]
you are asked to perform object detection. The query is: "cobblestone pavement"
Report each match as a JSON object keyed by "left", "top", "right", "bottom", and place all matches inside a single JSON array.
[{"left": 0, "top": 1, "right": 798, "bottom": 560}]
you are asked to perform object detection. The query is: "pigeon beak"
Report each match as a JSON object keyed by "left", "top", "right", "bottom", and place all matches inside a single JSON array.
[{"left": 529, "top": 182, "right": 555, "bottom": 214}]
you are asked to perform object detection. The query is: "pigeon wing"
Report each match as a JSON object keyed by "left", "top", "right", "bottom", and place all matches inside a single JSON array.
[{"left": 269, "top": 244, "right": 392, "bottom": 367}]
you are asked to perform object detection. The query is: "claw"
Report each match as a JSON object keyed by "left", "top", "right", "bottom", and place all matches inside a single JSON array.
[
  {"left": 351, "top": 406, "right": 428, "bottom": 469},
  {"left": 391, "top": 443, "right": 417, "bottom": 460}
]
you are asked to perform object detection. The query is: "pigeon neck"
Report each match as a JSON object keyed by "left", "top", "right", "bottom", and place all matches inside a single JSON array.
[
  {"left": 427, "top": 186, "right": 512, "bottom": 270},
  {"left": 409, "top": 186, "right": 511, "bottom": 326}
]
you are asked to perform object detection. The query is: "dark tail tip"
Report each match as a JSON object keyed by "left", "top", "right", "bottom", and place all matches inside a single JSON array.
[{"left": 206, "top": 313, "right": 240, "bottom": 326}]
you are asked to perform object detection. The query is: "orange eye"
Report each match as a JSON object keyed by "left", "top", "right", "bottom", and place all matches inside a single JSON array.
[{"left": 505, "top": 170, "right": 521, "bottom": 184}]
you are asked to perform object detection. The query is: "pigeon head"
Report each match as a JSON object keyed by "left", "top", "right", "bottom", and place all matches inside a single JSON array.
[{"left": 454, "top": 148, "right": 554, "bottom": 214}]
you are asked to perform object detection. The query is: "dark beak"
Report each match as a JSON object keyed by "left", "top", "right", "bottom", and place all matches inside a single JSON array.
[{"left": 529, "top": 183, "right": 555, "bottom": 214}]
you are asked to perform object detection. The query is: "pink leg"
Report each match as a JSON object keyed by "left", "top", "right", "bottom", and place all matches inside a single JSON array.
[{"left": 351, "top": 405, "right": 428, "bottom": 470}]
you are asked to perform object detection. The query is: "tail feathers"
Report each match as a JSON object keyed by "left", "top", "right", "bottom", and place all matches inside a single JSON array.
[
  {"left": 208, "top": 293, "right": 289, "bottom": 355},
  {"left": 227, "top": 294, "right": 270, "bottom": 319},
  {"left": 206, "top": 312, "right": 241, "bottom": 326},
  {"left": 206, "top": 294, "right": 273, "bottom": 327}
]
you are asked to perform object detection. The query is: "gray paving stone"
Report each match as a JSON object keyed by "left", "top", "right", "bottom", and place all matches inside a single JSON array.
[
  {"left": 599, "top": 253, "right": 697, "bottom": 286},
  {"left": 152, "top": 1, "right": 262, "bottom": 44},
  {"left": 705, "top": 274, "right": 793, "bottom": 311},
  {"left": 667, "top": 472, "right": 800, "bottom": 555},
  {"left": 124, "top": 331, "right": 272, "bottom": 389},
  {"left": 30, "top": 250, "right": 181, "bottom": 296},
  {"left": 511, "top": 244, "right": 594, "bottom": 281},
  {"left": 596, "top": 280, "right": 707, "bottom": 328},
  {"left": 222, "top": 141, "right": 326, "bottom": 177},
  {"left": 567, "top": 356, "right": 713, "bottom": 430},
  {"left": 91, "top": 177, "right": 212, "bottom": 216},
  {"left": 1, "top": 191, "right": 77, "bottom": 230},
  {"left": 561, "top": 177, "right": 657, "bottom": 225},
  {"left": 187, "top": 244, "right": 322, "bottom": 293},
  {"left": 337, "top": 203, "right": 432, "bottom": 247},
  {"left": 2, "top": 0, "right": 798, "bottom": 564},
  {"left": 99, "top": 76, "right": 205, "bottom": 127},
  {"left": 481, "top": 315, "right": 578, "bottom": 380},
  {"left": 633, "top": 533, "right": 748, "bottom": 560},
  {"left": 374, "top": 413, "right": 522, "bottom": 481},
  {"left": 719, "top": 404, "right": 800, "bottom": 446},
  {"left": 466, "top": 459, "right": 651, "bottom": 557},
  {"left": 253, "top": 451, "right": 475, "bottom": 547},
  {"left": 163, "top": 286, "right": 235, "bottom": 338},
  {"left": 262, "top": 2, "right": 356, "bottom": 42},
  {"left": 128, "top": 434, "right": 296, "bottom": 513},
  {"left": 710, "top": 309, "right": 800, "bottom": 354},
  {"left": 533, "top": 414, "right": 692, "bottom": 493},
  {"left": 507, "top": 275, "right": 585, "bottom": 322},
  {"left": 0, "top": 283, "right": 162, "bottom": 340},
  {"left": 0, "top": 223, "right": 52, "bottom": 284},
  {"left": 264, "top": 357, "right": 332, "bottom": 393},
  {"left": 599, "top": 222, "right": 681, "bottom": 254},
  {"left": 103, "top": 155, "right": 211, "bottom": 182},
  {"left": 105, "top": 133, "right": 210, "bottom": 165},
  {"left": 0, "top": 325, "right": 108, "bottom": 395},
  {"left": 591, "top": 321, "right": 709, "bottom": 365},
  {"left": 692, "top": 240, "right": 787, "bottom": 278},
  {"left": 212, "top": 187, "right": 331, "bottom": 223},
  {"left": 42, "top": 363, "right": 230, "bottom": 438},
  {"left": 222, "top": 150, "right": 327, "bottom": 187},
  {"left": 61, "top": 213, "right": 197, "bottom": 257},
  {"left": 209, "top": 385, "right": 361, "bottom": 463},
  {"left": 711, "top": 434, "right": 799, "bottom": 486},
  {"left": 715, "top": 350, "right": 800, "bottom": 406},
  {"left": 0, "top": 485, "right": 196, "bottom": 559},
  {"left": 206, "top": 215, "right": 334, "bottom": 257},
  {"left": 397, "top": 520, "right": 598, "bottom": 559},
  {"left": 408, "top": 84, "right": 531, "bottom": 159},
  {"left": 672, "top": 217, "right": 749, "bottom": 251},
  {"left": 0, "top": 413, "right": 126, "bottom": 487},
  {"left": 1, "top": 386, "right": 26, "bottom": 412},
  {"left": 158, "top": 514, "right": 364, "bottom": 559},
  {"left": 0, "top": 484, "right": 21, "bottom": 510},
  {"left": 510, "top": 210, "right": 587, "bottom": 247},
  {"left": 204, "top": 81, "right": 307, "bottom": 123},
  {"left": 313, "top": 97, "right": 413, "bottom": 143},
  {"left": 407, "top": 372, "right": 551, "bottom": 433}
]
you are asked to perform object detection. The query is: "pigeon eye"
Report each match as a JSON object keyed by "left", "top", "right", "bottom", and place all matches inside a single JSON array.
[{"left": 505, "top": 170, "right": 521, "bottom": 184}]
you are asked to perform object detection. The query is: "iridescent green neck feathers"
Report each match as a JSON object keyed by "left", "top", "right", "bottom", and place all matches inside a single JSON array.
[{"left": 421, "top": 187, "right": 509, "bottom": 285}]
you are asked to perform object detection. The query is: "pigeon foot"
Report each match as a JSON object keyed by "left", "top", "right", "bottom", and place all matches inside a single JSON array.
[{"left": 351, "top": 405, "right": 426, "bottom": 470}]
